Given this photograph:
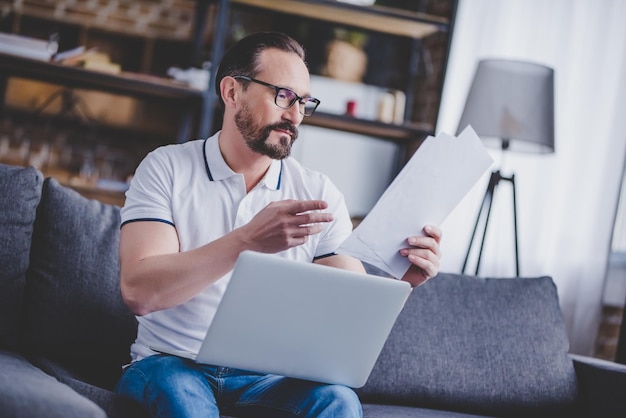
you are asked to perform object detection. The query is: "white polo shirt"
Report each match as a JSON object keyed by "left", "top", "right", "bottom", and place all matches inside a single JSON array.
[{"left": 121, "top": 131, "right": 353, "bottom": 362}]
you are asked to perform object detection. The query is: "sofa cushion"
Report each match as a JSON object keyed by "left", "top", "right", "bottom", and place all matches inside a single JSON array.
[
  {"left": 361, "top": 403, "right": 488, "bottom": 417},
  {"left": 356, "top": 273, "right": 579, "bottom": 417},
  {"left": 571, "top": 354, "right": 626, "bottom": 418},
  {"left": 32, "top": 356, "right": 149, "bottom": 418},
  {"left": 0, "top": 164, "right": 42, "bottom": 350},
  {"left": 20, "top": 178, "right": 137, "bottom": 389},
  {"left": 0, "top": 349, "right": 106, "bottom": 418}
]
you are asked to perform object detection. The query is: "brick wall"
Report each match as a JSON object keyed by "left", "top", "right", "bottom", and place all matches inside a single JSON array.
[{"left": 595, "top": 305, "right": 624, "bottom": 361}]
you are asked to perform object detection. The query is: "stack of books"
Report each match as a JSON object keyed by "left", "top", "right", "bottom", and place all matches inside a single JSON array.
[{"left": 0, "top": 33, "right": 58, "bottom": 61}]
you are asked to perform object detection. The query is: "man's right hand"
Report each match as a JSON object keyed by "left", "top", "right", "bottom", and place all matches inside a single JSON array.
[{"left": 238, "top": 199, "right": 334, "bottom": 253}]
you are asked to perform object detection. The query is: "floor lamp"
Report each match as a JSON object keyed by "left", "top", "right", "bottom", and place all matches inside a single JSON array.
[{"left": 457, "top": 59, "right": 555, "bottom": 276}]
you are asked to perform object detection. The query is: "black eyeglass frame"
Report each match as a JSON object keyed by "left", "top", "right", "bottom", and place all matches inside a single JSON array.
[{"left": 233, "top": 75, "right": 320, "bottom": 116}]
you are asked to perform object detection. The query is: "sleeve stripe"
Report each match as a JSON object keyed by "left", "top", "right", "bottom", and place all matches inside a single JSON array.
[
  {"left": 313, "top": 252, "right": 337, "bottom": 261},
  {"left": 120, "top": 218, "right": 175, "bottom": 228}
]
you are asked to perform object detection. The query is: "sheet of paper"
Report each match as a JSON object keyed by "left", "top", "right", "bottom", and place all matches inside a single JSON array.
[{"left": 337, "top": 125, "right": 493, "bottom": 279}]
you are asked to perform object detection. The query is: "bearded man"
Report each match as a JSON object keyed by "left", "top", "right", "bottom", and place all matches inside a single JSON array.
[{"left": 116, "top": 31, "right": 442, "bottom": 418}]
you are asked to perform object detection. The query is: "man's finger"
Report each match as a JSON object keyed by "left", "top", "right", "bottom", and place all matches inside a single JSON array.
[
  {"left": 295, "top": 211, "right": 334, "bottom": 225},
  {"left": 288, "top": 199, "right": 329, "bottom": 214}
]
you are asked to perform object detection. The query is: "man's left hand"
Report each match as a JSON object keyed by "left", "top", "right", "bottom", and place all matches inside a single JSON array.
[{"left": 399, "top": 225, "right": 442, "bottom": 287}]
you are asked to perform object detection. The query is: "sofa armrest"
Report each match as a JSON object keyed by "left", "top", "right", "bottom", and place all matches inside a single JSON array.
[{"left": 571, "top": 354, "right": 626, "bottom": 417}]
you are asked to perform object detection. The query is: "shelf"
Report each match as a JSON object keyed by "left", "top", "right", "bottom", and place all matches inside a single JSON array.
[
  {"left": 0, "top": 52, "right": 211, "bottom": 141},
  {"left": 14, "top": 0, "right": 197, "bottom": 41},
  {"left": 0, "top": 159, "right": 127, "bottom": 207},
  {"left": 64, "top": 181, "right": 126, "bottom": 207},
  {"left": 231, "top": 0, "right": 448, "bottom": 38},
  {"left": 303, "top": 112, "right": 433, "bottom": 143},
  {"left": 0, "top": 53, "right": 204, "bottom": 102}
]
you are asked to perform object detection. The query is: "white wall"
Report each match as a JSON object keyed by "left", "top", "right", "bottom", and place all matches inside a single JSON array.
[{"left": 292, "top": 126, "right": 400, "bottom": 218}]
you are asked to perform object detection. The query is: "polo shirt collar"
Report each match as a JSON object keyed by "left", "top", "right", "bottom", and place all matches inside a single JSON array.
[{"left": 203, "top": 131, "right": 283, "bottom": 190}]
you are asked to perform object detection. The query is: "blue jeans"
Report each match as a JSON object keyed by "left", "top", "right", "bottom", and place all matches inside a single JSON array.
[{"left": 115, "top": 354, "right": 363, "bottom": 418}]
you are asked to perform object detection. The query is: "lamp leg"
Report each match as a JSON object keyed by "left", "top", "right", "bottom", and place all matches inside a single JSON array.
[
  {"left": 474, "top": 171, "right": 500, "bottom": 275},
  {"left": 511, "top": 174, "right": 520, "bottom": 276},
  {"left": 462, "top": 171, "right": 500, "bottom": 275},
  {"left": 462, "top": 176, "right": 490, "bottom": 274},
  {"left": 462, "top": 170, "right": 521, "bottom": 277}
]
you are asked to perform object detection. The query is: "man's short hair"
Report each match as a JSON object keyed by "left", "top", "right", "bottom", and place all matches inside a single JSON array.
[{"left": 215, "top": 32, "right": 307, "bottom": 108}]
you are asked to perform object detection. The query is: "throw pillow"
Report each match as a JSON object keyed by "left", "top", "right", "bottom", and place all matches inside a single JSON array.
[
  {"left": 20, "top": 178, "right": 137, "bottom": 389},
  {"left": 0, "top": 164, "right": 42, "bottom": 350},
  {"left": 356, "top": 273, "right": 579, "bottom": 417}
]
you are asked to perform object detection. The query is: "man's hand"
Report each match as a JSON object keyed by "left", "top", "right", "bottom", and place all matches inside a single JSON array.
[
  {"left": 239, "top": 200, "right": 334, "bottom": 253},
  {"left": 399, "top": 225, "right": 442, "bottom": 287}
]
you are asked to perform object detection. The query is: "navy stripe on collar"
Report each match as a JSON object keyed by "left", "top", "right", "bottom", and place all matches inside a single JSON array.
[
  {"left": 203, "top": 137, "right": 283, "bottom": 190},
  {"left": 277, "top": 160, "right": 283, "bottom": 190},
  {"left": 203, "top": 138, "right": 213, "bottom": 181}
]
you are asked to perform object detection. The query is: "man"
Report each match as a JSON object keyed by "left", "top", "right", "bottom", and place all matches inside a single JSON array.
[{"left": 116, "top": 32, "right": 442, "bottom": 417}]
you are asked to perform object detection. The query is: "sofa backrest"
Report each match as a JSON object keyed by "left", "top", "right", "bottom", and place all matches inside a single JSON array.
[
  {"left": 0, "top": 164, "right": 43, "bottom": 350},
  {"left": 19, "top": 177, "right": 137, "bottom": 390},
  {"left": 356, "top": 273, "right": 580, "bottom": 417}
]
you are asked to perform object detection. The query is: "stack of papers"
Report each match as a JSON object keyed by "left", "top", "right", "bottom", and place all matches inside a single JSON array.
[{"left": 337, "top": 125, "right": 493, "bottom": 279}]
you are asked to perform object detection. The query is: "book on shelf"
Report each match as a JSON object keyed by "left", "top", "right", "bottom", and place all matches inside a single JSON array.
[
  {"left": 55, "top": 48, "right": 122, "bottom": 74},
  {"left": 0, "top": 32, "right": 58, "bottom": 61}
]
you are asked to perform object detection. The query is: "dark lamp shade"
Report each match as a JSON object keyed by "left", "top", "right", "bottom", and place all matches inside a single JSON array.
[{"left": 457, "top": 59, "right": 555, "bottom": 154}]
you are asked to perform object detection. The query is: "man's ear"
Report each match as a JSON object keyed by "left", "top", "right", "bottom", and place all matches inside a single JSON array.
[{"left": 220, "top": 76, "right": 239, "bottom": 108}]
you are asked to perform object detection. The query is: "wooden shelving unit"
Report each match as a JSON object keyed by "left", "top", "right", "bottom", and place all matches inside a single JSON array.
[
  {"left": 0, "top": 0, "right": 457, "bottom": 204},
  {"left": 213, "top": 0, "right": 457, "bottom": 150}
]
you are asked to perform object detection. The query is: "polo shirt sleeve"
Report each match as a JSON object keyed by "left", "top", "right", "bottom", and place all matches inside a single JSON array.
[{"left": 121, "top": 148, "right": 175, "bottom": 227}]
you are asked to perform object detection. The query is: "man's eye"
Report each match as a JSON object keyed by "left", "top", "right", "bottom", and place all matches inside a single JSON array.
[{"left": 278, "top": 89, "right": 296, "bottom": 101}]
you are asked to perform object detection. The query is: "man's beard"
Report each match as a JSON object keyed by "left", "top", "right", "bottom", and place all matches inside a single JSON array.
[{"left": 234, "top": 104, "right": 298, "bottom": 160}]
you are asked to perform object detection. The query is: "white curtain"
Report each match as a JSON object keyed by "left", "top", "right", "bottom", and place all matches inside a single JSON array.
[{"left": 437, "top": 0, "right": 626, "bottom": 355}]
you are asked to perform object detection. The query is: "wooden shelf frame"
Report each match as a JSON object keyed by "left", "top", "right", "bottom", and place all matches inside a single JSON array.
[
  {"left": 304, "top": 112, "right": 433, "bottom": 143},
  {"left": 231, "top": 0, "right": 449, "bottom": 38}
]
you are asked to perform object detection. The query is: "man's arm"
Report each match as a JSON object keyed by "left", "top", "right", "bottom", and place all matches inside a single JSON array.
[
  {"left": 119, "top": 220, "right": 249, "bottom": 316},
  {"left": 120, "top": 199, "right": 333, "bottom": 316},
  {"left": 314, "top": 253, "right": 367, "bottom": 273}
]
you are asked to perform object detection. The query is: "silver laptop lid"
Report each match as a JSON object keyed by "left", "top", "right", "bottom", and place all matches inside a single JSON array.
[{"left": 196, "top": 250, "right": 412, "bottom": 388}]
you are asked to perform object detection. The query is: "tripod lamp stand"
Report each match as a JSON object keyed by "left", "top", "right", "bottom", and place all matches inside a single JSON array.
[{"left": 457, "top": 59, "right": 555, "bottom": 276}]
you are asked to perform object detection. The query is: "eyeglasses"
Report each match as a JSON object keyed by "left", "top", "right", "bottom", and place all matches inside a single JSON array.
[{"left": 233, "top": 75, "right": 320, "bottom": 116}]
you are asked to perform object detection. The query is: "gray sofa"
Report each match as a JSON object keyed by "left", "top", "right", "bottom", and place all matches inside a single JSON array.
[{"left": 2, "top": 162, "right": 626, "bottom": 418}]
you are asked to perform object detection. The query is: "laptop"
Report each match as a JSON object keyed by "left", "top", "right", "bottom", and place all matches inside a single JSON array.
[{"left": 155, "top": 250, "right": 412, "bottom": 388}]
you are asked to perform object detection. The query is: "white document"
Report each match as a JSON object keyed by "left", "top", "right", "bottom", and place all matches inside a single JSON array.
[{"left": 337, "top": 125, "right": 493, "bottom": 279}]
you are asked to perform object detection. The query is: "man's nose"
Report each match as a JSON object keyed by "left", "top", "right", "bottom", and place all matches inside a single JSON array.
[{"left": 282, "top": 103, "right": 303, "bottom": 125}]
